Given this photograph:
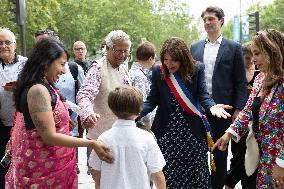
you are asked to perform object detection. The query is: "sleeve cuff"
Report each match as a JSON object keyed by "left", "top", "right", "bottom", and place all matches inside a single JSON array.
[
  {"left": 276, "top": 158, "right": 284, "bottom": 168},
  {"left": 226, "top": 127, "right": 240, "bottom": 143}
]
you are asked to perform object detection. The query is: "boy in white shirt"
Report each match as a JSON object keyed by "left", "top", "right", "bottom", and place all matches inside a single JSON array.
[{"left": 88, "top": 85, "right": 166, "bottom": 189}]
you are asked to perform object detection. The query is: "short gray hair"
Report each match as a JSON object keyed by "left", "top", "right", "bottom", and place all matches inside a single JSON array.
[
  {"left": 0, "top": 28, "right": 16, "bottom": 43},
  {"left": 105, "top": 30, "right": 131, "bottom": 49}
]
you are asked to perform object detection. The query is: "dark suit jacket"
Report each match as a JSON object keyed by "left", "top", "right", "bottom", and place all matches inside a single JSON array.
[
  {"left": 140, "top": 62, "right": 215, "bottom": 139},
  {"left": 191, "top": 38, "right": 247, "bottom": 110}
]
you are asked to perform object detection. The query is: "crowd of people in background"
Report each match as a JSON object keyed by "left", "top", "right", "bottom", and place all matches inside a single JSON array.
[{"left": 0, "top": 5, "right": 283, "bottom": 189}]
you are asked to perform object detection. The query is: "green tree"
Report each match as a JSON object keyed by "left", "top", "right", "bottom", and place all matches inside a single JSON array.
[
  {"left": 0, "top": 0, "right": 61, "bottom": 54},
  {"left": 259, "top": 0, "right": 284, "bottom": 32},
  {"left": 246, "top": 0, "right": 283, "bottom": 33},
  {"left": 0, "top": 0, "right": 199, "bottom": 58},
  {"left": 222, "top": 20, "right": 233, "bottom": 40}
]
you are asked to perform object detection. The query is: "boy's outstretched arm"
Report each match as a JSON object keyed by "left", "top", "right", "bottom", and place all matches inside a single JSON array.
[{"left": 151, "top": 171, "right": 166, "bottom": 189}]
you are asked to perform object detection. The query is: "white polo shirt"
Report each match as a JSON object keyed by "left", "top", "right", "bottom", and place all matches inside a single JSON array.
[{"left": 88, "top": 119, "right": 166, "bottom": 189}]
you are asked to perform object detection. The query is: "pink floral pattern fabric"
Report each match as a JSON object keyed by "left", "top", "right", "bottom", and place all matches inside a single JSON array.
[
  {"left": 5, "top": 85, "right": 77, "bottom": 189},
  {"left": 230, "top": 73, "right": 284, "bottom": 188}
]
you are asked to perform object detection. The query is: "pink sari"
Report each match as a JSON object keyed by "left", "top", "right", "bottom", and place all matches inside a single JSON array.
[{"left": 5, "top": 85, "right": 78, "bottom": 189}]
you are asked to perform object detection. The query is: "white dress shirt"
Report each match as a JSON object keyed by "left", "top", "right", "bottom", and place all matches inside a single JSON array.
[
  {"left": 203, "top": 35, "right": 222, "bottom": 94},
  {"left": 88, "top": 119, "right": 166, "bottom": 189}
]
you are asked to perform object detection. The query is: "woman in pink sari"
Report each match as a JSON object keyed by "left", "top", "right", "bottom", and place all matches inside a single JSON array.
[{"left": 5, "top": 38, "right": 112, "bottom": 189}]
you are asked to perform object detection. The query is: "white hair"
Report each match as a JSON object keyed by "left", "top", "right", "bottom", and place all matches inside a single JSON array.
[
  {"left": 105, "top": 30, "right": 131, "bottom": 49},
  {"left": 0, "top": 28, "right": 16, "bottom": 43}
]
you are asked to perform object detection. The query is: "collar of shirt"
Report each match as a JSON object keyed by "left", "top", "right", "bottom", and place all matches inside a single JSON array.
[
  {"left": 132, "top": 62, "right": 152, "bottom": 75},
  {"left": 132, "top": 62, "right": 143, "bottom": 69},
  {"left": 1, "top": 54, "right": 19, "bottom": 69},
  {"left": 205, "top": 35, "right": 223, "bottom": 46},
  {"left": 112, "top": 119, "right": 136, "bottom": 128}
]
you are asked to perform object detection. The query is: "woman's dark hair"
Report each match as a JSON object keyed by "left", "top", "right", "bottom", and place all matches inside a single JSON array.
[
  {"left": 160, "top": 37, "right": 196, "bottom": 83},
  {"left": 14, "top": 38, "right": 69, "bottom": 110}
]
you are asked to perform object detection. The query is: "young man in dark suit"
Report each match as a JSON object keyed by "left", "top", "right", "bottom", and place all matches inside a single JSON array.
[{"left": 191, "top": 6, "right": 247, "bottom": 189}]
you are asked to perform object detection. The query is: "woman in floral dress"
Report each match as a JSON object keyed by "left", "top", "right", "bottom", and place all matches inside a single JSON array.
[{"left": 213, "top": 29, "right": 284, "bottom": 188}]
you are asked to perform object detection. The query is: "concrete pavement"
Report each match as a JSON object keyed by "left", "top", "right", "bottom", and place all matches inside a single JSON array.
[{"left": 78, "top": 146, "right": 95, "bottom": 189}]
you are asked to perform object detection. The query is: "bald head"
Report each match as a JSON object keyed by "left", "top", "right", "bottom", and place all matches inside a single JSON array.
[
  {"left": 0, "top": 28, "right": 17, "bottom": 63},
  {"left": 73, "top": 41, "right": 87, "bottom": 61}
]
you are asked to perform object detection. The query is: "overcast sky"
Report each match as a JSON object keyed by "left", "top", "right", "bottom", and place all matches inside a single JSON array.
[{"left": 185, "top": 0, "right": 273, "bottom": 21}]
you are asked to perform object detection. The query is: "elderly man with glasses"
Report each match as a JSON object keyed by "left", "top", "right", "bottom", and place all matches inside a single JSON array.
[
  {"left": 0, "top": 28, "right": 27, "bottom": 188},
  {"left": 76, "top": 30, "right": 131, "bottom": 174}
]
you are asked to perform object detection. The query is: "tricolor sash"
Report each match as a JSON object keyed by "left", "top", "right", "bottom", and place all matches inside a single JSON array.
[{"left": 160, "top": 65, "right": 216, "bottom": 171}]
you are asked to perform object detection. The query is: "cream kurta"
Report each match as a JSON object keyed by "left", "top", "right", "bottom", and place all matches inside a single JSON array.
[{"left": 76, "top": 56, "right": 130, "bottom": 139}]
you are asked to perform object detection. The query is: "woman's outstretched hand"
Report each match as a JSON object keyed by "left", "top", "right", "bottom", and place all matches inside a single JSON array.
[
  {"left": 211, "top": 132, "right": 232, "bottom": 152},
  {"left": 92, "top": 141, "right": 114, "bottom": 163},
  {"left": 210, "top": 104, "right": 232, "bottom": 119}
]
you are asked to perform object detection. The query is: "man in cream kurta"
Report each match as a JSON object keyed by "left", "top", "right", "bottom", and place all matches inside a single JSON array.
[
  {"left": 77, "top": 55, "right": 130, "bottom": 139},
  {"left": 76, "top": 30, "right": 131, "bottom": 172}
]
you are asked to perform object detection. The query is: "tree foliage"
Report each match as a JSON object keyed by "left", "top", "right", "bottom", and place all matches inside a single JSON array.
[
  {"left": 222, "top": 20, "right": 233, "bottom": 40},
  {"left": 246, "top": 0, "right": 283, "bottom": 32},
  {"left": 0, "top": 0, "right": 200, "bottom": 59}
]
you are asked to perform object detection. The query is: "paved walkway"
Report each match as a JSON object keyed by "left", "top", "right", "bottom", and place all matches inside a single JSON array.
[{"left": 78, "top": 146, "right": 95, "bottom": 189}]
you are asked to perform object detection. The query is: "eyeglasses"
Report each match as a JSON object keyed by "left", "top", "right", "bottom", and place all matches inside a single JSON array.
[
  {"left": 0, "top": 40, "right": 15, "bottom": 46},
  {"left": 112, "top": 47, "right": 131, "bottom": 55},
  {"left": 74, "top": 47, "right": 86, "bottom": 51}
]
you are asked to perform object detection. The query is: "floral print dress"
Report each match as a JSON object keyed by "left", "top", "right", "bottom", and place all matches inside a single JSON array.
[{"left": 228, "top": 73, "right": 284, "bottom": 188}]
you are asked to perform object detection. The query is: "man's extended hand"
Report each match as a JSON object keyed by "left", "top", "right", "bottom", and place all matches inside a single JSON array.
[{"left": 85, "top": 113, "right": 100, "bottom": 128}]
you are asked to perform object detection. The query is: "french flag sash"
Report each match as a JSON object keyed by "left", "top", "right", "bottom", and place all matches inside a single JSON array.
[
  {"left": 160, "top": 65, "right": 213, "bottom": 136},
  {"left": 160, "top": 65, "right": 216, "bottom": 170}
]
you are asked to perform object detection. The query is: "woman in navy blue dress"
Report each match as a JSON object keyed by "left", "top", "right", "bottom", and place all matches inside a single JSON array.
[{"left": 140, "top": 37, "right": 231, "bottom": 188}]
